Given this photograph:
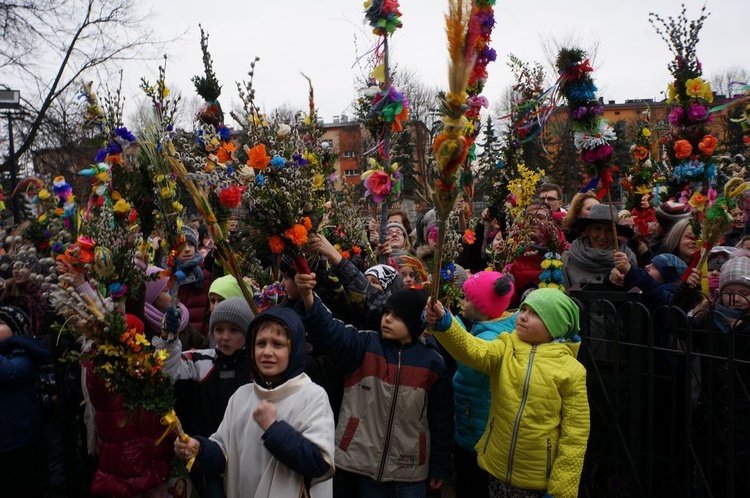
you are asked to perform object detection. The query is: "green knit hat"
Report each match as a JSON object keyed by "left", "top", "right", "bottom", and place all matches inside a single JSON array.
[
  {"left": 523, "top": 289, "right": 580, "bottom": 340},
  {"left": 209, "top": 275, "right": 244, "bottom": 300}
]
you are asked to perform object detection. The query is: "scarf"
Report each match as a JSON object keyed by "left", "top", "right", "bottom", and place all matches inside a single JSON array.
[
  {"left": 714, "top": 304, "right": 747, "bottom": 334},
  {"left": 144, "top": 302, "right": 190, "bottom": 335},
  {"left": 566, "top": 237, "right": 637, "bottom": 274},
  {"left": 175, "top": 253, "right": 205, "bottom": 289}
]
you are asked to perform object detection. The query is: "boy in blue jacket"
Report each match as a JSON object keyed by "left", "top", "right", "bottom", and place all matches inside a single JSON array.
[
  {"left": 609, "top": 252, "right": 687, "bottom": 309},
  {"left": 294, "top": 272, "right": 454, "bottom": 497}
]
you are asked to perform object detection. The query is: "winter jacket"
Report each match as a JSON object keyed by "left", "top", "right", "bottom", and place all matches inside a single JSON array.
[
  {"left": 452, "top": 313, "right": 517, "bottom": 452},
  {"left": 508, "top": 252, "right": 545, "bottom": 306},
  {"left": 152, "top": 337, "right": 251, "bottom": 436},
  {"left": 0, "top": 335, "right": 50, "bottom": 451},
  {"left": 433, "top": 318, "right": 589, "bottom": 498},
  {"left": 177, "top": 268, "right": 212, "bottom": 337},
  {"left": 330, "top": 257, "right": 398, "bottom": 331},
  {"left": 619, "top": 266, "right": 681, "bottom": 310},
  {"left": 85, "top": 362, "right": 173, "bottom": 497},
  {"left": 296, "top": 296, "right": 454, "bottom": 483}
]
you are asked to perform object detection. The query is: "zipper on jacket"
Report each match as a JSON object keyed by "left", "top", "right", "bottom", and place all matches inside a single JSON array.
[
  {"left": 482, "top": 417, "right": 495, "bottom": 454},
  {"left": 506, "top": 344, "right": 537, "bottom": 484},
  {"left": 377, "top": 347, "right": 403, "bottom": 481},
  {"left": 546, "top": 437, "right": 552, "bottom": 478}
]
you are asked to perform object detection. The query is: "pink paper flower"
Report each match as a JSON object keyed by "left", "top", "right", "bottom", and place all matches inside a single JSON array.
[{"left": 363, "top": 170, "right": 392, "bottom": 203}]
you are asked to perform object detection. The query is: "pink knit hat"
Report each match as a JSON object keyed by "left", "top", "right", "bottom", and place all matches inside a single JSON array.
[
  {"left": 462, "top": 271, "right": 514, "bottom": 319},
  {"left": 145, "top": 266, "right": 170, "bottom": 305}
]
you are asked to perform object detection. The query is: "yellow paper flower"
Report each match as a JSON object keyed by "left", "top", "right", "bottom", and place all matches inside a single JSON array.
[
  {"left": 160, "top": 186, "right": 174, "bottom": 199},
  {"left": 641, "top": 128, "right": 651, "bottom": 137},
  {"left": 155, "top": 349, "right": 168, "bottom": 362},
  {"left": 312, "top": 173, "right": 325, "bottom": 190},
  {"left": 540, "top": 260, "right": 552, "bottom": 269},
  {"left": 38, "top": 189, "right": 51, "bottom": 201},
  {"left": 666, "top": 83, "right": 679, "bottom": 104},
  {"left": 685, "top": 78, "right": 710, "bottom": 100},
  {"left": 38, "top": 213, "right": 47, "bottom": 223},
  {"left": 113, "top": 198, "right": 131, "bottom": 214},
  {"left": 172, "top": 201, "right": 183, "bottom": 212}
]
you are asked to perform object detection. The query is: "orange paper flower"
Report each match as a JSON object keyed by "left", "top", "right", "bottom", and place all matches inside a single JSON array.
[
  {"left": 268, "top": 235, "right": 285, "bottom": 254},
  {"left": 633, "top": 146, "right": 649, "bottom": 161},
  {"left": 300, "top": 216, "right": 313, "bottom": 231},
  {"left": 689, "top": 191, "right": 707, "bottom": 212},
  {"left": 698, "top": 135, "right": 718, "bottom": 156},
  {"left": 674, "top": 140, "right": 693, "bottom": 160},
  {"left": 284, "top": 224, "right": 309, "bottom": 246},
  {"left": 216, "top": 141, "right": 237, "bottom": 163},
  {"left": 247, "top": 144, "right": 271, "bottom": 170}
]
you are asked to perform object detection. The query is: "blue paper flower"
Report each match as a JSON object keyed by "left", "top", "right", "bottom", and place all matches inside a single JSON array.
[
  {"left": 255, "top": 173, "right": 266, "bottom": 186},
  {"left": 440, "top": 262, "right": 456, "bottom": 281},
  {"left": 270, "top": 156, "right": 286, "bottom": 168}
]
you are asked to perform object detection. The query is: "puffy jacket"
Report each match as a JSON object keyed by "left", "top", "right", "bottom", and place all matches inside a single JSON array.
[
  {"left": 0, "top": 334, "right": 50, "bottom": 451},
  {"left": 434, "top": 318, "right": 589, "bottom": 498},
  {"left": 85, "top": 362, "right": 173, "bottom": 497},
  {"left": 177, "top": 268, "right": 212, "bottom": 336},
  {"left": 297, "top": 296, "right": 454, "bottom": 483},
  {"left": 452, "top": 313, "right": 517, "bottom": 452},
  {"left": 152, "top": 336, "right": 251, "bottom": 437}
]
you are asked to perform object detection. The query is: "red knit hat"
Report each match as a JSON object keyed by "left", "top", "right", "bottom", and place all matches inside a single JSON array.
[{"left": 462, "top": 271, "right": 514, "bottom": 320}]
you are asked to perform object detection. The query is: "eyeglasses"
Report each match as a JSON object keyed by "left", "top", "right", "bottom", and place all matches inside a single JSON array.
[
  {"left": 539, "top": 195, "right": 560, "bottom": 202},
  {"left": 386, "top": 229, "right": 405, "bottom": 237}
]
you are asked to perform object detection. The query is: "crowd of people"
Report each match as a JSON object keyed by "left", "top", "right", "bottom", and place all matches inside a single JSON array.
[{"left": 1, "top": 181, "right": 749, "bottom": 498}]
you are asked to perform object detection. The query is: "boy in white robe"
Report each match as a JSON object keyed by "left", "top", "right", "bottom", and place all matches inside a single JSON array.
[{"left": 175, "top": 307, "right": 336, "bottom": 498}]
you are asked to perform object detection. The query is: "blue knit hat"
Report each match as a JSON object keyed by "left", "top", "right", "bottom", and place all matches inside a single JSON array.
[{"left": 650, "top": 253, "right": 687, "bottom": 284}]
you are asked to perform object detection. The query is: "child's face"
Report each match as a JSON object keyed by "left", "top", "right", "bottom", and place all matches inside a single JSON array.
[
  {"left": 213, "top": 321, "right": 246, "bottom": 356},
  {"left": 178, "top": 243, "right": 196, "bottom": 263},
  {"left": 491, "top": 232, "right": 503, "bottom": 253},
  {"left": 367, "top": 275, "right": 384, "bottom": 292},
  {"left": 720, "top": 283, "right": 750, "bottom": 311},
  {"left": 516, "top": 304, "right": 553, "bottom": 344},
  {"left": 153, "top": 290, "right": 172, "bottom": 312},
  {"left": 381, "top": 309, "right": 411, "bottom": 344},
  {"left": 679, "top": 226, "right": 698, "bottom": 259},
  {"left": 0, "top": 322, "right": 12, "bottom": 341},
  {"left": 282, "top": 274, "right": 300, "bottom": 300},
  {"left": 462, "top": 298, "right": 488, "bottom": 322},
  {"left": 645, "top": 263, "right": 664, "bottom": 284},
  {"left": 208, "top": 293, "right": 224, "bottom": 313},
  {"left": 399, "top": 267, "right": 416, "bottom": 287},
  {"left": 254, "top": 323, "right": 290, "bottom": 383}
]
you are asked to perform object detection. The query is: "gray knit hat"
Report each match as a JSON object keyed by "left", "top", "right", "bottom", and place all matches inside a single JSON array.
[
  {"left": 719, "top": 252, "right": 750, "bottom": 293},
  {"left": 209, "top": 297, "right": 255, "bottom": 335}
]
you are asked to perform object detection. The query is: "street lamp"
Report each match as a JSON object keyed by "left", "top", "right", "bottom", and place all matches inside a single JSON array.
[{"left": 0, "top": 89, "right": 21, "bottom": 225}]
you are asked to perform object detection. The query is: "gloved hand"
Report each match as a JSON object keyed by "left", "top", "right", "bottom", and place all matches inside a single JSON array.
[{"left": 163, "top": 305, "right": 181, "bottom": 336}]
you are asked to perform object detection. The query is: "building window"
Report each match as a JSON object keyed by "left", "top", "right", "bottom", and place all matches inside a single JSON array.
[
  {"left": 342, "top": 151, "right": 356, "bottom": 158},
  {"left": 614, "top": 111, "right": 620, "bottom": 115},
  {"left": 344, "top": 169, "right": 359, "bottom": 177}
]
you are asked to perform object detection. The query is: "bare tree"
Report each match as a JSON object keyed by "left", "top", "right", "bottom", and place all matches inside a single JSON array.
[
  {"left": 1, "top": 0, "right": 167, "bottom": 175},
  {"left": 710, "top": 66, "right": 750, "bottom": 97}
]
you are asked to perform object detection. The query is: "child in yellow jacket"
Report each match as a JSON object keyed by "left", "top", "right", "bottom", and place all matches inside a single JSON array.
[{"left": 424, "top": 288, "right": 589, "bottom": 498}]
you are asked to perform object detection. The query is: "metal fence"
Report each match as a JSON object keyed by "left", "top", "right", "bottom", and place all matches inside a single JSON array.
[{"left": 569, "top": 284, "right": 750, "bottom": 498}]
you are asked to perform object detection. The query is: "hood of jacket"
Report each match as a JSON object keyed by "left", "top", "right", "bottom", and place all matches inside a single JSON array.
[{"left": 248, "top": 306, "right": 307, "bottom": 388}]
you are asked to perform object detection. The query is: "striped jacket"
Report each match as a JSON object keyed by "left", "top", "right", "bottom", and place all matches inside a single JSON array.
[{"left": 297, "top": 296, "right": 453, "bottom": 482}]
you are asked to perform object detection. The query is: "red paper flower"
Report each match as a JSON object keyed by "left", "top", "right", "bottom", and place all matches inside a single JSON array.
[
  {"left": 219, "top": 185, "right": 243, "bottom": 208},
  {"left": 300, "top": 216, "right": 313, "bottom": 231},
  {"left": 463, "top": 229, "right": 476, "bottom": 245}
]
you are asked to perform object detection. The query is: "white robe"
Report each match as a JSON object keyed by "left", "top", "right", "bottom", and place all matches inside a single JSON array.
[{"left": 210, "top": 373, "right": 335, "bottom": 498}]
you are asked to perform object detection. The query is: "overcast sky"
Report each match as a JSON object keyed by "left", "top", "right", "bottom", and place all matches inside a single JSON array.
[{"left": 58, "top": 0, "right": 750, "bottom": 126}]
